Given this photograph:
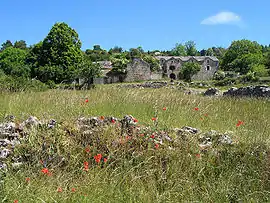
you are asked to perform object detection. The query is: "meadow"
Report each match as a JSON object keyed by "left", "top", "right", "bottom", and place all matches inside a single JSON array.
[{"left": 0, "top": 85, "right": 270, "bottom": 203}]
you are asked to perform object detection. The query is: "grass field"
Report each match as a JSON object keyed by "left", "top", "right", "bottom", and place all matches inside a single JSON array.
[{"left": 0, "top": 85, "right": 270, "bottom": 202}]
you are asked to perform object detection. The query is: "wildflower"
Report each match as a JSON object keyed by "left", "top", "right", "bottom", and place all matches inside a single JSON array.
[
  {"left": 57, "top": 187, "right": 63, "bottom": 193},
  {"left": 204, "top": 114, "right": 208, "bottom": 117},
  {"left": 236, "top": 120, "right": 244, "bottom": 127},
  {"left": 100, "top": 116, "right": 105, "bottom": 120},
  {"left": 194, "top": 107, "right": 199, "bottom": 111},
  {"left": 85, "top": 147, "right": 90, "bottom": 153},
  {"left": 41, "top": 168, "right": 52, "bottom": 176},
  {"left": 200, "top": 117, "right": 203, "bottom": 121},
  {"left": 150, "top": 135, "right": 155, "bottom": 139},
  {"left": 71, "top": 188, "right": 76, "bottom": 192},
  {"left": 126, "top": 136, "right": 131, "bottom": 141},
  {"left": 104, "top": 158, "right": 108, "bottom": 163},
  {"left": 151, "top": 117, "right": 157, "bottom": 121},
  {"left": 111, "top": 119, "right": 116, "bottom": 124},
  {"left": 139, "top": 133, "right": 144, "bottom": 137},
  {"left": 195, "top": 154, "right": 201, "bottom": 159},
  {"left": 14, "top": 200, "right": 18, "bottom": 203},
  {"left": 155, "top": 144, "right": 159, "bottom": 149},
  {"left": 133, "top": 118, "right": 138, "bottom": 123},
  {"left": 85, "top": 99, "right": 89, "bottom": 103},
  {"left": 25, "top": 177, "right": 30, "bottom": 182},
  {"left": 83, "top": 161, "right": 89, "bottom": 171},
  {"left": 162, "top": 107, "right": 167, "bottom": 111},
  {"left": 94, "top": 154, "right": 102, "bottom": 163}
]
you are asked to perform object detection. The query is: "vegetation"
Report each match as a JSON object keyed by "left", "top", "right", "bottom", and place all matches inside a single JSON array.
[
  {"left": 179, "top": 62, "right": 201, "bottom": 82},
  {"left": 0, "top": 86, "right": 269, "bottom": 202}
]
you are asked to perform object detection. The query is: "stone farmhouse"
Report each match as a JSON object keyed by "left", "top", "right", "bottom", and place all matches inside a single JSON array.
[
  {"left": 156, "top": 56, "right": 219, "bottom": 80},
  {"left": 93, "top": 56, "right": 219, "bottom": 84}
]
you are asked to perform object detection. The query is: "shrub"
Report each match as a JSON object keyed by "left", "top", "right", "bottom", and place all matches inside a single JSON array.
[{"left": 214, "top": 70, "right": 226, "bottom": 80}]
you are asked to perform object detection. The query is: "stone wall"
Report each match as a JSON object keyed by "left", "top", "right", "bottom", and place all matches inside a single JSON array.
[
  {"left": 223, "top": 85, "right": 270, "bottom": 97},
  {"left": 151, "top": 72, "right": 163, "bottom": 80},
  {"left": 192, "top": 60, "right": 219, "bottom": 81},
  {"left": 125, "top": 58, "right": 151, "bottom": 82}
]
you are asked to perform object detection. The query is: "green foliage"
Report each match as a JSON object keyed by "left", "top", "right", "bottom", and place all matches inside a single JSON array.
[
  {"left": 110, "top": 53, "right": 130, "bottom": 73},
  {"left": 214, "top": 70, "right": 226, "bottom": 80},
  {"left": 221, "top": 40, "right": 263, "bottom": 73},
  {"left": 251, "top": 64, "right": 269, "bottom": 77},
  {"left": 0, "top": 40, "right": 13, "bottom": 51},
  {"left": 108, "top": 46, "right": 123, "bottom": 54},
  {"left": 85, "top": 46, "right": 110, "bottom": 62},
  {"left": 180, "top": 62, "right": 201, "bottom": 82},
  {"left": 142, "top": 55, "right": 160, "bottom": 72},
  {"left": 185, "top": 41, "right": 197, "bottom": 56},
  {"left": 14, "top": 40, "right": 27, "bottom": 50},
  {"left": 171, "top": 43, "right": 187, "bottom": 56},
  {"left": 129, "top": 47, "right": 143, "bottom": 58},
  {"left": 0, "top": 47, "right": 30, "bottom": 77},
  {"left": 205, "top": 48, "right": 214, "bottom": 56}
]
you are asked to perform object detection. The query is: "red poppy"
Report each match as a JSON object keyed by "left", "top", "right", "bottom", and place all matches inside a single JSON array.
[
  {"left": 126, "top": 136, "right": 131, "bottom": 141},
  {"left": 25, "top": 177, "right": 30, "bottom": 182},
  {"left": 150, "top": 135, "right": 155, "bottom": 139},
  {"left": 204, "top": 114, "right": 208, "bottom": 117},
  {"left": 83, "top": 161, "right": 89, "bottom": 171},
  {"left": 57, "top": 187, "right": 63, "bottom": 193},
  {"left": 41, "top": 168, "right": 52, "bottom": 176},
  {"left": 200, "top": 118, "right": 203, "bottom": 121},
  {"left": 71, "top": 188, "right": 76, "bottom": 192},
  {"left": 139, "top": 133, "right": 144, "bottom": 137},
  {"left": 155, "top": 144, "right": 159, "bottom": 149},
  {"left": 236, "top": 120, "right": 244, "bottom": 127},
  {"left": 104, "top": 158, "right": 108, "bottom": 163},
  {"left": 14, "top": 200, "right": 18, "bottom": 203},
  {"left": 111, "top": 119, "right": 116, "bottom": 124},
  {"left": 195, "top": 154, "right": 201, "bottom": 158},
  {"left": 151, "top": 117, "right": 157, "bottom": 121},
  {"left": 133, "top": 118, "right": 138, "bottom": 123},
  {"left": 100, "top": 116, "right": 105, "bottom": 120},
  {"left": 194, "top": 107, "right": 199, "bottom": 111},
  {"left": 162, "top": 107, "right": 167, "bottom": 111},
  {"left": 85, "top": 99, "right": 89, "bottom": 103},
  {"left": 94, "top": 154, "right": 102, "bottom": 163}
]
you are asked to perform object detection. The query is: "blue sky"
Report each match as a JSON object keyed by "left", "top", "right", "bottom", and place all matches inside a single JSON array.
[{"left": 1, "top": 0, "right": 270, "bottom": 51}]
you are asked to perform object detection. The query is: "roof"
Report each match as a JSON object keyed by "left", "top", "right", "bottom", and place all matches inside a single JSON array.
[
  {"left": 94, "top": 61, "right": 113, "bottom": 69},
  {"left": 155, "top": 56, "right": 219, "bottom": 62}
]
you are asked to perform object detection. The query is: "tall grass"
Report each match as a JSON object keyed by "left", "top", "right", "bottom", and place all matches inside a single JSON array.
[{"left": 0, "top": 86, "right": 270, "bottom": 202}]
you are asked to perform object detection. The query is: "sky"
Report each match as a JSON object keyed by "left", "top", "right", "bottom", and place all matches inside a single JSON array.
[{"left": 1, "top": 0, "right": 270, "bottom": 51}]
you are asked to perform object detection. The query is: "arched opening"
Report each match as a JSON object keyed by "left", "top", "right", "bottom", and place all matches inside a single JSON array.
[
  {"left": 169, "top": 65, "right": 175, "bottom": 71},
  {"left": 170, "top": 73, "right": 176, "bottom": 80}
]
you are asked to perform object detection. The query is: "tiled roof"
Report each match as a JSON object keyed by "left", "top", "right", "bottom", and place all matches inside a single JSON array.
[{"left": 156, "top": 56, "right": 219, "bottom": 62}]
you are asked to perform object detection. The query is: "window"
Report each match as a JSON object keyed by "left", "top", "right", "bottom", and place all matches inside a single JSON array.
[
  {"left": 207, "top": 59, "right": 210, "bottom": 64},
  {"left": 206, "top": 65, "right": 210, "bottom": 71}
]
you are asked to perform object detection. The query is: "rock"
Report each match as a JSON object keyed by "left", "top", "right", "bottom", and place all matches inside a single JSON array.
[
  {"left": 20, "top": 116, "right": 41, "bottom": 128},
  {"left": 0, "top": 162, "right": 7, "bottom": 170},
  {"left": 12, "top": 162, "right": 23, "bottom": 168},
  {"left": 48, "top": 119, "right": 57, "bottom": 129},
  {"left": 223, "top": 85, "right": 270, "bottom": 97},
  {"left": 175, "top": 126, "right": 200, "bottom": 141},
  {"left": 204, "top": 88, "right": 220, "bottom": 96},
  {"left": 0, "top": 148, "right": 11, "bottom": 159}
]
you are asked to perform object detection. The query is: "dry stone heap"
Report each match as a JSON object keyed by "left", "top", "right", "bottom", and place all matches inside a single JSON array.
[{"left": 223, "top": 85, "right": 270, "bottom": 97}]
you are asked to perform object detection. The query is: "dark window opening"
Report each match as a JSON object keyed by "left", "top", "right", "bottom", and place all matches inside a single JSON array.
[
  {"left": 169, "top": 65, "right": 175, "bottom": 71},
  {"left": 206, "top": 65, "right": 210, "bottom": 71},
  {"left": 170, "top": 73, "right": 176, "bottom": 80}
]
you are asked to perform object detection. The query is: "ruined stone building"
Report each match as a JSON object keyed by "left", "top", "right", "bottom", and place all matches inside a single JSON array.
[
  {"left": 156, "top": 56, "right": 219, "bottom": 80},
  {"left": 94, "top": 56, "right": 219, "bottom": 84}
]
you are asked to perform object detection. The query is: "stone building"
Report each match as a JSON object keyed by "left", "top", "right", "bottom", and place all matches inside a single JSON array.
[{"left": 156, "top": 56, "right": 219, "bottom": 80}]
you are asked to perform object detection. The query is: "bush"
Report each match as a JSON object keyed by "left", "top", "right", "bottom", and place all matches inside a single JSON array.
[
  {"left": 214, "top": 70, "right": 226, "bottom": 80},
  {"left": 213, "top": 78, "right": 237, "bottom": 86},
  {"left": 251, "top": 64, "right": 269, "bottom": 77}
]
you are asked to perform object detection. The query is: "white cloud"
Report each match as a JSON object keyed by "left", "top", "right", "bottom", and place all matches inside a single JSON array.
[{"left": 201, "top": 11, "right": 242, "bottom": 25}]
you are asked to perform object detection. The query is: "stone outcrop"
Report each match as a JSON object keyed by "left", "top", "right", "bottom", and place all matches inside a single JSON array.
[
  {"left": 204, "top": 87, "right": 220, "bottom": 96},
  {"left": 223, "top": 85, "right": 270, "bottom": 97}
]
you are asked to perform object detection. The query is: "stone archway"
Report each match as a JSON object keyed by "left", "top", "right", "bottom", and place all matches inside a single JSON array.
[{"left": 170, "top": 73, "right": 176, "bottom": 80}]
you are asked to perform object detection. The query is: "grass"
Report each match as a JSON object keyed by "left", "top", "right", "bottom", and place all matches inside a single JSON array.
[{"left": 0, "top": 85, "right": 270, "bottom": 202}]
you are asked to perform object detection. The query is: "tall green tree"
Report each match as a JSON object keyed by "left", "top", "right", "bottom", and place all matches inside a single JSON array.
[
  {"left": 221, "top": 40, "right": 263, "bottom": 74},
  {"left": 185, "top": 41, "right": 197, "bottom": 56},
  {"left": 171, "top": 43, "right": 187, "bottom": 56},
  {"left": 30, "top": 22, "right": 84, "bottom": 83}
]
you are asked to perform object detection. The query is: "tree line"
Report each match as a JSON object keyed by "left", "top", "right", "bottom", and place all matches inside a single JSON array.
[{"left": 0, "top": 22, "right": 270, "bottom": 87}]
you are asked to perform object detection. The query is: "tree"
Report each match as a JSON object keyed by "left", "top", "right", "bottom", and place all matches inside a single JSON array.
[
  {"left": 129, "top": 48, "right": 142, "bottom": 58},
  {"left": 93, "top": 45, "right": 102, "bottom": 51},
  {"left": 31, "top": 22, "right": 84, "bottom": 83},
  {"left": 14, "top": 40, "right": 27, "bottom": 50},
  {"left": 221, "top": 40, "right": 263, "bottom": 73},
  {"left": 109, "top": 46, "right": 123, "bottom": 54},
  {"left": 110, "top": 53, "right": 130, "bottom": 73},
  {"left": 179, "top": 62, "right": 201, "bottom": 82},
  {"left": 1, "top": 40, "right": 13, "bottom": 51},
  {"left": 0, "top": 47, "right": 30, "bottom": 77},
  {"left": 205, "top": 48, "right": 214, "bottom": 56},
  {"left": 185, "top": 41, "right": 197, "bottom": 56},
  {"left": 171, "top": 43, "right": 187, "bottom": 56},
  {"left": 142, "top": 55, "right": 160, "bottom": 72}
]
